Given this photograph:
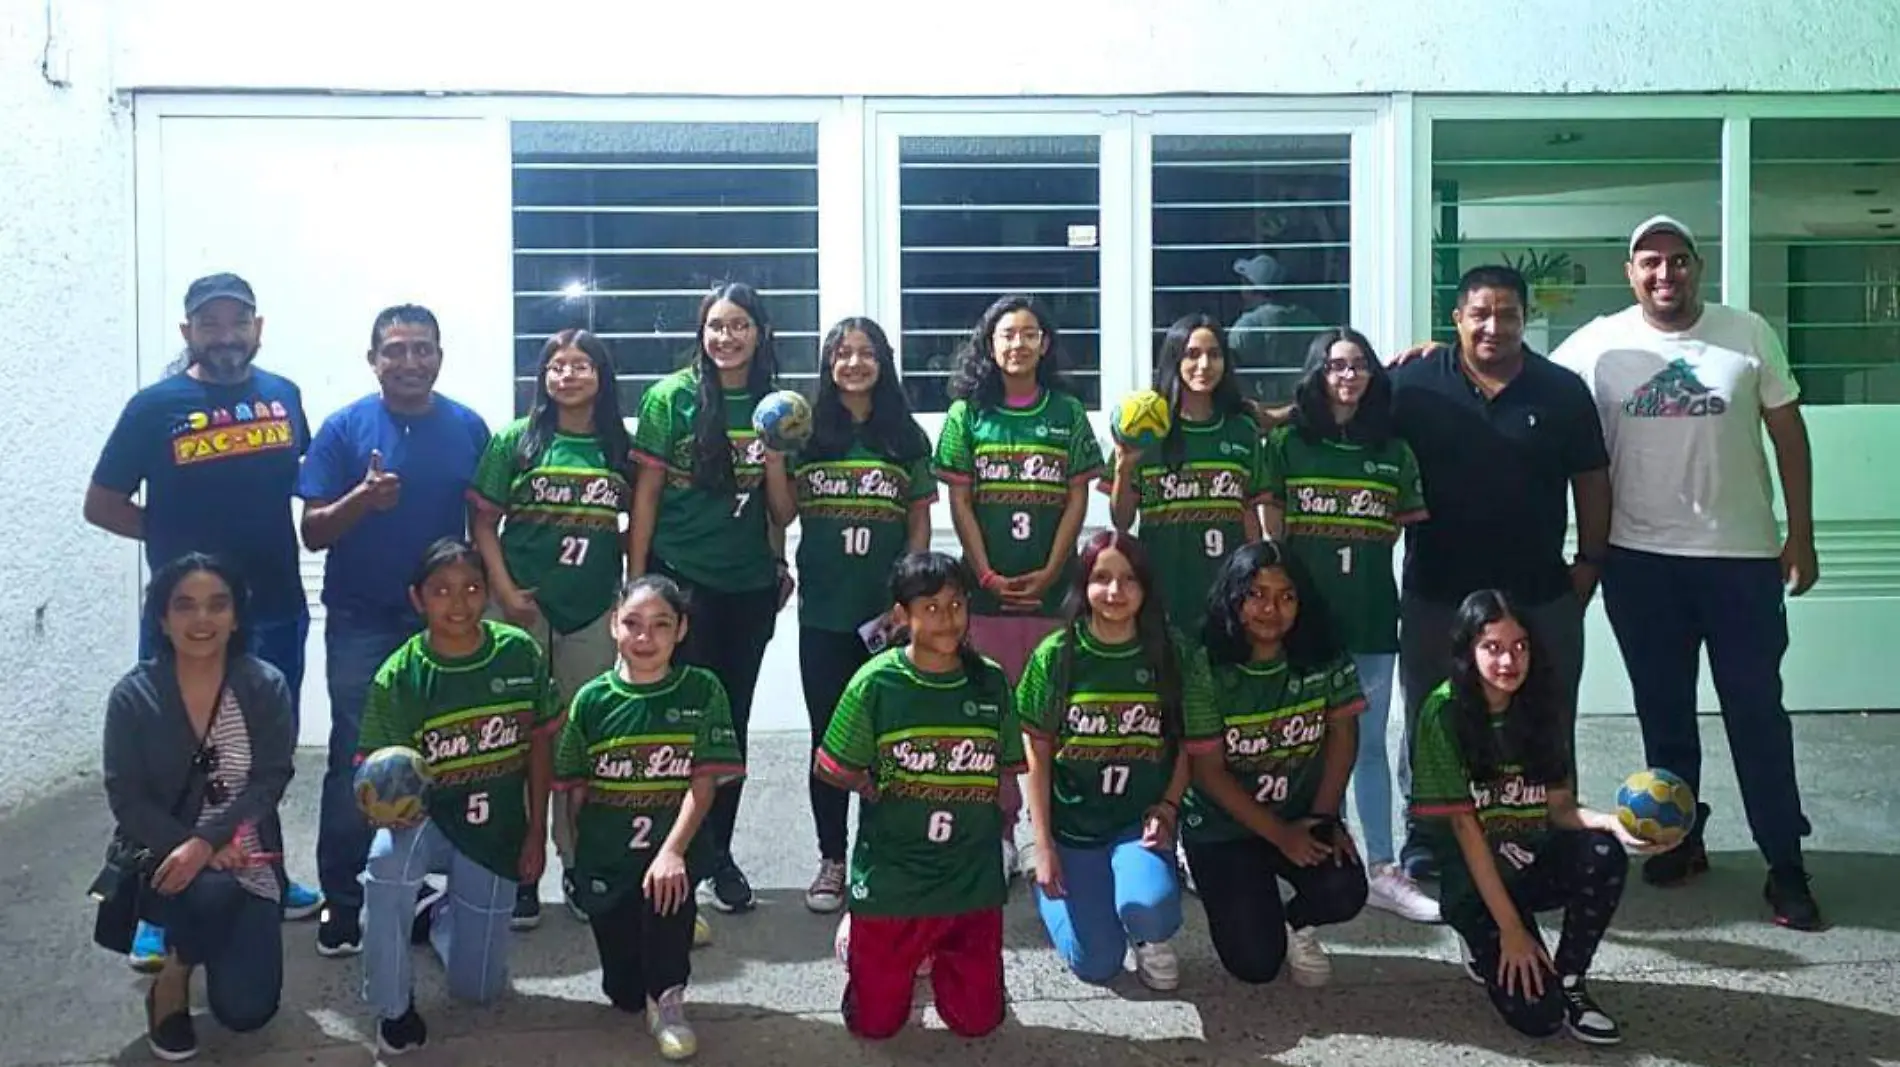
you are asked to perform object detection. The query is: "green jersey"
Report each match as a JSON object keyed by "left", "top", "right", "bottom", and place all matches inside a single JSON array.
[
  {"left": 933, "top": 392, "right": 1105, "bottom": 616},
  {"left": 1016, "top": 624, "right": 1223, "bottom": 847},
  {"left": 817, "top": 648, "right": 1025, "bottom": 918},
  {"left": 1262, "top": 427, "right": 1426, "bottom": 653},
  {"left": 630, "top": 368, "right": 777, "bottom": 594},
  {"left": 1105, "top": 414, "right": 1268, "bottom": 629},
  {"left": 471, "top": 420, "right": 630, "bottom": 635},
  {"left": 1181, "top": 654, "right": 1365, "bottom": 844},
  {"left": 793, "top": 434, "right": 937, "bottom": 632},
  {"left": 1409, "top": 682, "right": 1556, "bottom": 925},
  {"left": 553, "top": 665, "right": 744, "bottom": 914},
  {"left": 358, "top": 621, "right": 558, "bottom": 880}
]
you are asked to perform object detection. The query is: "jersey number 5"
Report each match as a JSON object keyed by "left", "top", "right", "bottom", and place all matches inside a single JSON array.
[{"left": 465, "top": 792, "right": 491, "bottom": 825}]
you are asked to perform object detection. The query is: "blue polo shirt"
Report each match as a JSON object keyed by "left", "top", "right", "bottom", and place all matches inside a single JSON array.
[
  {"left": 297, "top": 393, "right": 490, "bottom": 631},
  {"left": 93, "top": 368, "right": 312, "bottom": 620}
]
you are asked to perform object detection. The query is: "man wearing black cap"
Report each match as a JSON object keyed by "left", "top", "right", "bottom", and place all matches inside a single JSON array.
[
  {"left": 1550, "top": 216, "right": 1824, "bottom": 931},
  {"left": 86, "top": 273, "right": 326, "bottom": 967}
]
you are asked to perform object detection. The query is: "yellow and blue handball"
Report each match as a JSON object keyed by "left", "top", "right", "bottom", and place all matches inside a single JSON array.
[
  {"left": 1111, "top": 389, "right": 1172, "bottom": 450},
  {"left": 1615, "top": 767, "right": 1697, "bottom": 848},
  {"left": 354, "top": 746, "right": 433, "bottom": 828},
  {"left": 752, "top": 389, "right": 814, "bottom": 452}
]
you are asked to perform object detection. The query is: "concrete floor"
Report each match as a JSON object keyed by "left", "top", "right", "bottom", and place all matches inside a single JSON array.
[{"left": 5, "top": 714, "right": 1898, "bottom": 1067}]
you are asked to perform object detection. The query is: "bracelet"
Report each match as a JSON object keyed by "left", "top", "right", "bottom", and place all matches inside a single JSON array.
[
  {"left": 978, "top": 569, "right": 1006, "bottom": 592},
  {"left": 1157, "top": 798, "right": 1180, "bottom": 813}
]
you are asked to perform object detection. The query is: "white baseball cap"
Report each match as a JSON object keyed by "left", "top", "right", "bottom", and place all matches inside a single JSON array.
[{"left": 1628, "top": 215, "right": 1699, "bottom": 257}]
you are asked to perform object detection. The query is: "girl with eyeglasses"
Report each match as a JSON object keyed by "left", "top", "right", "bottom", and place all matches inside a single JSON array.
[
  {"left": 1261, "top": 327, "right": 1436, "bottom": 923},
  {"left": 629, "top": 282, "right": 797, "bottom": 917},
  {"left": 471, "top": 328, "right": 634, "bottom": 928},
  {"left": 103, "top": 553, "right": 295, "bottom": 1059},
  {"left": 935, "top": 294, "right": 1105, "bottom": 878}
]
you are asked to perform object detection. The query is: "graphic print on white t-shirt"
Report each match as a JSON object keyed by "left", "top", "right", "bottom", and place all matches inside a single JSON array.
[
  {"left": 1551, "top": 304, "right": 1799, "bottom": 559},
  {"left": 1623, "top": 358, "right": 1729, "bottom": 419}
]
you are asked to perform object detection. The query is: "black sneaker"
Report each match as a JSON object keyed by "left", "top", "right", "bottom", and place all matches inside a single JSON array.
[
  {"left": 1643, "top": 803, "right": 1712, "bottom": 887},
  {"left": 1765, "top": 866, "right": 1827, "bottom": 931},
  {"left": 377, "top": 1004, "right": 428, "bottom": 1056},
  {"left": 145, "top": 984, "right": 198, "bottom": 1062},
  {"left": 411, "top": 883, "right": 446, "bottom": 946},
  {"left": 316, "top": 905, "right": 362, "bottom": 958},
  {"left": 513, "top": 882, "right": 543, "bottom": 931},
  {"left": 705, "top": 862, "right": 756, "bottom": 914},
  {"left": 1560, "top": 975, "right": 1622, "bottom": 1045}
]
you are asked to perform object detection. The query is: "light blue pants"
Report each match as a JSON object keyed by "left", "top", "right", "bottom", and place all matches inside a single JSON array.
[
  {"left": 363, "top": 820, "right": 516, "bottom": 1020},
  {"left": 1350, "top": 652, "right": 1399, "bottom": 867},
  {"left": 1033, "top": 828, "right": 1182, "bottom": 984}
]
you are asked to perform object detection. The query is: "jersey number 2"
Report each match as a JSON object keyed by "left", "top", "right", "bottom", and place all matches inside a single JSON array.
[{"left": 628, "top": 815, "right": 654, "bottom": 850}]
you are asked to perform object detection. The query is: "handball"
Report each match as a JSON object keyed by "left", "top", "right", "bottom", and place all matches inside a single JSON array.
[
  {"left": 1111, "top": 389, "right": 1172, "bottom": 450},
  {"left": 752, "top": 389, "right": 814, "bottom": 452},
  {"left": 354, "top": 746, "right": 433, "bottom": 828},
  {"left": 1615, "top": 767, "right": 1697, "bottom": 848}
]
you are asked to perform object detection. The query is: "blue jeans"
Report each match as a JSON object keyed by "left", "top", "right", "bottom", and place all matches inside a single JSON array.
[
  {"left": 1033, "top": 828, "right": 1182, "bottom": 984},
  {"left": 318, "top": 620, "right": 413, "bottom": 910},
  {"left": 155, "top": 871, "right": 283, "bottom": 1033},
  {"left": 1601, "top": 547, "right": 1811, "bottom": 869},
  {"left": 363, "top": 820, "right": 516, "bottom": 1019},
  {"left": 1349, "top": 652, "right": 1398, "bottom": 866}
]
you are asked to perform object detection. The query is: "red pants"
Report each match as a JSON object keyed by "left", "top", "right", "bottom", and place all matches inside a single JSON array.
[{"left": 843, "top": 909, "right": 1005, "bottom": 1039}]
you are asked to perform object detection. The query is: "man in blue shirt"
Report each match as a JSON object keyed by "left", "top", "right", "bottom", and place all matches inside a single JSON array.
[
  {"left": 87, "top": 272, "right": 326, "bottom": 966},
  {"left": 296, "top": 304, "right": 490, "bottom": 956}
]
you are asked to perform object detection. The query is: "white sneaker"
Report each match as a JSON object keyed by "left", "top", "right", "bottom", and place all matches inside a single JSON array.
[
  {"left": 1284, "top": 924, "right": 1331, "bottom": 988},
  {"left": 805, "top": 859, "right": 847, "bottom": 914},
  {"left": 1002, "top": 839, "right": 1021, "bottom": 881},
  {"left": 1366, "top": 862, "right": 1442, "bottom": 924},
  {"left": 647, "top": 986, "right": 697, "bottom": 1061},
  {"left": 1132, "top": 940, "right": 1180, "bottom": 991}
]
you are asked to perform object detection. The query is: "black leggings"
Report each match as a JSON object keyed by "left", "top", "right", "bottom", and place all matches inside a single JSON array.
[
  {"left": 1449, "top": 828, "right": 1628, "bottom": 1038},
  {"left": 656, "top": 561, "right": 779, "bottom": 871},
  {"left": 1183, "top": 834, "right": 1368, "bottom": 984},
  {"left": 590, "top": 881, "right": 698, "bottom": 1011},
  {"left": 799, "top": 626, "right": 871, "bottom": 862}
]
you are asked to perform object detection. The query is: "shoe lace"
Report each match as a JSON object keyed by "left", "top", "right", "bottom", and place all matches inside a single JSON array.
[
  {"left": 654, "top": 989, "right": 690, "bottom": 1028},
  {"left": 815, "top": 862, "right": 846, "bottom": 894}
]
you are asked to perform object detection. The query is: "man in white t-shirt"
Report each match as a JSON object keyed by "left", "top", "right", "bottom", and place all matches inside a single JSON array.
[{"left": 1551, "top": 215, "right": 1823, "bottom": 931}]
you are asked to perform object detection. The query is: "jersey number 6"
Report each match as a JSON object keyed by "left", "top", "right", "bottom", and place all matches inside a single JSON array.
[{"left": 927, "top": 810, "right": 955, "bottom": 842}]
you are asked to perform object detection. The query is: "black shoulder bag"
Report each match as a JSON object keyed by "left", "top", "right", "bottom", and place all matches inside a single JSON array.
[{"left": 89, "top": 751, "right": 206, "bottom": 954}]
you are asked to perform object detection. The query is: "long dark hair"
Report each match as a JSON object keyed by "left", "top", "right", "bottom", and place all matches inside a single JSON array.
[
  {"left": 690, "top": 282, "right": 780, "bottom": 491},
  {"left": 517, "top": 329, "right": 633, "bottom": 478},
  {"left": 1445, "top": 589, "right": 1569, "bottom": 785},
  {"left": 1200, "top": 540, "right": 1340, "bottom": 672},
  {"left": 946, "top": 294, "right": 1073, "bottom": 412},
  {"left": 1153, "top": 313, "right": 1249, "bottom": 469},
  {"left": 145, "top": 553, "right": 251, "bottom": 661},
  {"left": 1046, "top": 531, "right": 1184, "bottom": 746},
  {"left": 804, "top": 317, "right": 929, "bottom": 465},
  {"left": 1292, "top": 326, "right": 1396, "bottom": 447},
  {"left": 888, "top": 551, "right": 1005, "bottom": 707}
]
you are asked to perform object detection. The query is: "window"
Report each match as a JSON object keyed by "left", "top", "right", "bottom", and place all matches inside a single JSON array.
[
  {"left": 897, "top": 135, "right": 1101, "bottom": 412},
  {"left": 511, "top": 122, "right": 820, "bottom": 415},
  {"left": 1752, "top": 118, "right": 1900, "bottom": 405},
  {"left": 1151, "top": 133, "right": 1351, "bottom": 405},
  {"left": 1431, "top": 119, "right": 1723, "bottom": 353}
]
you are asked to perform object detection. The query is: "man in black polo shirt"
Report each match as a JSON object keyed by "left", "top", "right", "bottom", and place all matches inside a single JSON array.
[{"left": 1391, "top": 265, "right": 1612, "bottom": 877}]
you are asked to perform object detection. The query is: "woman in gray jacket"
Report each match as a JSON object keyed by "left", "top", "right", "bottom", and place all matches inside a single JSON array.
[{"left": 104, "top": 553, "right": 295, "bottom": 1061}]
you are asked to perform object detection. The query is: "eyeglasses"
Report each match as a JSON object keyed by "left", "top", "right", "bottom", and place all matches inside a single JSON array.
[
  {"left": 193, "top": 745, "right": 229, "bottom": 805},
  {"left": 1323, "top": 358, "right": 1370, "bottom": 377},
  {"left": 705, "top": 319, "right": 756, "bottom": 338},
  {"left": 545, "top": 361, "right": 598, "bottom": 379}
]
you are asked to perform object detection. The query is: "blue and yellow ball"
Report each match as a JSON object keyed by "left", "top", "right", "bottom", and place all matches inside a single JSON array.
[
  {"left": 752, "top": 389, "right": 814, "bottom": 452},
  {"left": 354, "top": 746, "right": 433, "bottom": 828},
  {"left": 1111, "top": 389, "right": 1172, "bottom": 450},
  {"left": 1615, "top": 767, "right": 1697, "bottom": 848}
]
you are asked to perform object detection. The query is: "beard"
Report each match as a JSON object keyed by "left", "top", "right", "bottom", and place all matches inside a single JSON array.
[{"left": 189, "top": 342, "right": 259, "bottom": 382}]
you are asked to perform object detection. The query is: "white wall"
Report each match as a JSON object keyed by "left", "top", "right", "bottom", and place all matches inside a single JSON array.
[
  {"left": 113, "top": 0, "right": 1900, "bottom": 96},
  {"left": 0, "top": 0, "right": 136, "bottom": 812}
]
